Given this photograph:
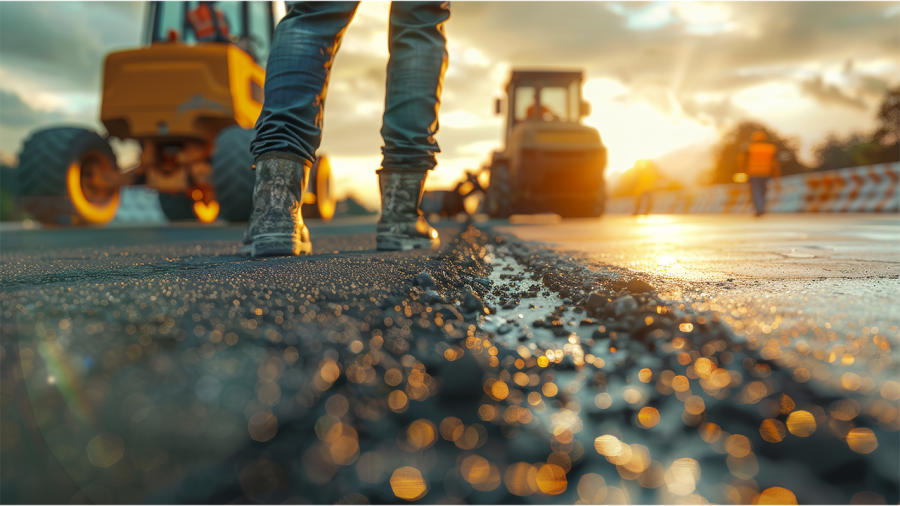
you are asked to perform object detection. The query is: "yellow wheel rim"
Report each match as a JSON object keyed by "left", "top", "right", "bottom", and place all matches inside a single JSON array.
[
  {"left": 193, "top": 199, "right": 220, "bottom": 224},
  {"left": 65, "top": 155, "right": 120, "bottom": 225},
  {"left": 316, "top": 155, "right": 336, "bottom": 221}
]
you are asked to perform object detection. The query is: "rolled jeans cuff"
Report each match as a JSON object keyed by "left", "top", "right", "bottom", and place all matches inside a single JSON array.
[
  {"left": 254, "top": 151, "right": 311, "bottom": 168},
  {"left": 379, "top": 152, "right": 437, "bottom": 173}
]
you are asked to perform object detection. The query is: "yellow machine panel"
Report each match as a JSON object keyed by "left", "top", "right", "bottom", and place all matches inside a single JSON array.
[{"left": 101, "top": 43, "right": 265, "bottom": 142}]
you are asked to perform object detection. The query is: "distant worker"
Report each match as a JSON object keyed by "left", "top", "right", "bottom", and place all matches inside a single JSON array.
[
  {"left": 239, "top": 2, "right": 450, "bottom": 256},
  {"left": 526, "top": 103, "right": 555, "bottom": 121},
  {"left": 187, "top": 2, "right": 230, "bottom": 41},
  {"left": 738, "top": 130, "right": 781, "bottom": 216}
]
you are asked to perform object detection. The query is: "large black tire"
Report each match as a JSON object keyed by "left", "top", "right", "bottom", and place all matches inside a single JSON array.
[
  {"left": 158, "top": 193, "right": 196, "bottom": 221},
  {"left": 486, "top": 162, "right": 513, "bottom": 218},
  {"left": 15, "top": 127, "right": 119, "bottom": 226},
  {"left": 211, "top": 126, "right": 256, "bottom": 222}
]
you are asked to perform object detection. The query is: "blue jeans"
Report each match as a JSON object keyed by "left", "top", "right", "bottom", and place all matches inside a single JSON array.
[
  {"left": 749, "top": 177, "right": 768, "bottom": 214},
  {"left": 250, "top": 1, "right": 451, "bottom": 173}
]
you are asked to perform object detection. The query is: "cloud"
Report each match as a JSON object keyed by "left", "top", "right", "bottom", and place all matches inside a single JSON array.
[
  {"left": 0, "top": 1, "right": 143, "bottom": 162},
  {"left": 679, "top": 95, "right": 747, "bottom": 127},
  {"left": 799, "top": 76, "right": 867, "bottom": 110},
  {"left": 0, "top": 88, "right": 103, "bottom": 159},
  {"left": 0, "top": 89, "right": 63, "bottom": 127},
  {"left": 853, "top": 72, "right": 891, "bottom": 100},
  {"left": 0, "top": 2, "right": 142, "bottom": 96},
  {"left": 449, "top": 2, "right": 899, "bottom": 99}
]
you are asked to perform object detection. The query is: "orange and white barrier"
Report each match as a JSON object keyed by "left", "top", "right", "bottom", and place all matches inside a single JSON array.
[
  {"left": 605, "top": 162, "right": 899, "bottom": 214},
  {"left": 798, "top": 163, "right": 899, "bottom": 213}
]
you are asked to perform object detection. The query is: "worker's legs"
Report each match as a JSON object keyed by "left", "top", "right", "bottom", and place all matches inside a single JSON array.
[
  {"left": 749, "top": 177, "right": 767, "bottom": 216},
  {"left": 376, "top": 1, "right": 450, "bottom": 251},
  {"left": 250, "top": 1, "right": 360, "bottom": 163},
  {"left": 240, "top": 2, "right": 359, "bottom": 256},
  {"left": 380, "top": 1, "right": 450, "bottom": 172}
]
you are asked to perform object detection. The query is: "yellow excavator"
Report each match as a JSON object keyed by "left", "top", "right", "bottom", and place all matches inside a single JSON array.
[{"left": 15, "top": 1, "right": 335, "bottom": 226}]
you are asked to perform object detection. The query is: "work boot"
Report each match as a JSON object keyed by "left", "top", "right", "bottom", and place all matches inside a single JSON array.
[
  {"left": 237, "top": 157, "right": 312, "bottom": 257},
  {"left": 376, "top": 171, "right": 439, "bottom": 251}
]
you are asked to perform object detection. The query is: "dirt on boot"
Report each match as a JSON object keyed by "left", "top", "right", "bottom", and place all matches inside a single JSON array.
[
  {"left": 376, "top": 171, "right": 439, "bottom": 251},
  {"left": 238, "top": 157, "right": 312, "bottom": 257}
]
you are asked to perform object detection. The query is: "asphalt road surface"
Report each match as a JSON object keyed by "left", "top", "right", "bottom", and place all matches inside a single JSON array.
[{"left": 0, "top": 214, "right": 897, "bottom": 505}]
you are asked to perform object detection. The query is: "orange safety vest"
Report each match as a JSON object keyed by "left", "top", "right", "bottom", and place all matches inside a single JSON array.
[
  {"left": 746, "top": 141, "right": 777, "bottom": 177},
  {"left": 525, "top": 104, "right": 550, "bottom": 119},
  {"left": 187, "top": 3, "right": 230, "bottom": 41}
]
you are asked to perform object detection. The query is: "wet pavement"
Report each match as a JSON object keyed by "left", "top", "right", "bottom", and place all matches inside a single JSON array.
[
  {"left": 1, "top": 214, "right": 898, "bottom": 504},
  {"left": 494, "top": 213, "right": 899, "bottom": 281}
]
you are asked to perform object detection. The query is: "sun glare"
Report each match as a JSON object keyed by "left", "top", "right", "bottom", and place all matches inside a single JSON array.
[
  {"left": 655, "top": 254, "right": 679, "bottom": 266},
  {"left": 732, "top": 82, "right": 805, "bottom": 114},
  {"left": 673, "top": 2, "right": 731, "bottom": 26},
  {"left": 442, "top": 110, "right": 486, "bottom": 129},
  {"left": 582, "top": 79, "right": 714, "bottom": 175}
]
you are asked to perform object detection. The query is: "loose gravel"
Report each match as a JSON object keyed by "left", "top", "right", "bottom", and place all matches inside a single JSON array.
[{"left": 1, "top": 224, "right": 897, "bottom": 504}]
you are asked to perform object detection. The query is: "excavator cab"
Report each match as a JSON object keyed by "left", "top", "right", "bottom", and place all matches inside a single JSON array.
[
  {"left": 146, "top": 1, "right": 278, "bottom": 63},
  {"left": 503, "top": 72, "right": 590, "bottom": 128}
]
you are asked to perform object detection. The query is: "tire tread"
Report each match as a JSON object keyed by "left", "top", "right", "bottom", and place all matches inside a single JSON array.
[{"left": 211, "top": 126, "right": 256, "bottom": 222}]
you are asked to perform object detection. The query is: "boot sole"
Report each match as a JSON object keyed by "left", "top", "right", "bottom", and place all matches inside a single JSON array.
[
  {"left": 376, "top": 234, "right": 440, "bottom": 251},
  {"left": 238, "top": 235, "right": 312, "bottom": 257}
]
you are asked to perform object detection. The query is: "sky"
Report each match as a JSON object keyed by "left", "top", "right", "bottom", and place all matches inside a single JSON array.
[{"left": 1, "top": 1, "right": 898, "bottom": 208}]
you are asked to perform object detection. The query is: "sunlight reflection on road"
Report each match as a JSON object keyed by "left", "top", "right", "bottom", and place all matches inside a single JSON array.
[{"left": 497, "top": 214, "right": 898, "bottom": 283}]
